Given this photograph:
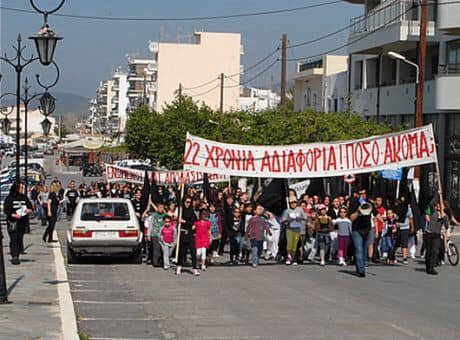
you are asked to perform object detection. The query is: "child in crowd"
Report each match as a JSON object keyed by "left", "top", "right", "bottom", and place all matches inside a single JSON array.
[
  {"left": 333, "top": 207, "right": 352, "bottom": 266},
  {"left": 159, "top": 215, "right": 176, "bottom": 270},
  {"left": 244, "top": 204, "right": 272, "bottom": 268},
  {"left": 194, "top": 209, "right": 212, "bottom": 271},
  {"left": 207, "top": 203, "right": 222, "bottom": 263},
  {"left": 383, "top": 208, "right": 398, "bottom": 265},
  {"left": 315, "top": 206, "right": 333, "bottom": 266}
]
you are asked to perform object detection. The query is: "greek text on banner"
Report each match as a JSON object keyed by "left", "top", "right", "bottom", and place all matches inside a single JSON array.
[
  {"left": 105, "top": 164, "right": 229, "bottom": 185},
  {"left": 183, "top": 125, "right": 437, "bottom": 178}
]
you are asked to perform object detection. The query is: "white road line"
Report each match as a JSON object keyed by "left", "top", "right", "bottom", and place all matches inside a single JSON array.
[
  {"left": 73, "top": 300, "right": 153, "bottom": 304},
  {"left": 383, "top": 321, "right": 429, "bottom": 339},
  {"left": 91, "top": 338, "right": 158, "bottom": 340},
  {"left": 52, "top": 231, "right": 79, "bottom": 340},
  {"left": 71, "top": 289, "right": 131, "bottom": 293},
  {"left": 81, "top": 317, "right": 165, "bottom": 321}
]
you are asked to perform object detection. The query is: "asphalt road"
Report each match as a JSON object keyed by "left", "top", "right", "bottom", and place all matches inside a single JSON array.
[{"left": 51, "top": 158, "right": 460, "bottom": 340}]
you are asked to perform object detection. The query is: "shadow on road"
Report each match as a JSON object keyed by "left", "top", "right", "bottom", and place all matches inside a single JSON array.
[{"left": 7, "top": 274, "right": 24, "bottom": 295}]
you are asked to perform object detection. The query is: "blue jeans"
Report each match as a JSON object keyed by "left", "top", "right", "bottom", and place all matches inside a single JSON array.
[
  {"left": 352, "top": 231, "right": 366, "bottom": 274},
  {"left": 250, "top": 239, "right": 264, "bottom": 266},
  {"left": 381, "top": 236, "right": 393, "bottom": 254}
]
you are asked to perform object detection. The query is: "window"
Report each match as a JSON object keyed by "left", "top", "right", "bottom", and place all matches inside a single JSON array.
[
  {"left": 354, "top": 61, "right": 363, "bottom": 90},
  {"left": 447, "top": 40, "right": 460, "bottom": 74},
  {"left": 81, "top": 202, "right": 130, "bottom": 221},
  {"left": 306, "top": 87, "right": 311, "bottom": 106}
]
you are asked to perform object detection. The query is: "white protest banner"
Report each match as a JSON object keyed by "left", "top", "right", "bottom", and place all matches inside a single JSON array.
[
  {"left": 105, "top": 164, "right": 229, "bottom": 185},
  {"left": 183, "top": 124, "right": 437, "bottom": 178},
  {"left": 290, "top": 180, "right": 310, "bottom": 198}
]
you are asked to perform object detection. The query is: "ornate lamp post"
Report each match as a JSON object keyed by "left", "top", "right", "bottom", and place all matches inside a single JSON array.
[{"left": 0, "top": 0, "right": 65, "bottom": 305}]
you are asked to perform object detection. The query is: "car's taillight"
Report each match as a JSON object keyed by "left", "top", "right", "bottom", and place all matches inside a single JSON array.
[
  {"left": 119, "top": 230, "right": 139, "bottom": 238},
  {"left": 73, "top": 230, "right": 93, "bottom": 238}
]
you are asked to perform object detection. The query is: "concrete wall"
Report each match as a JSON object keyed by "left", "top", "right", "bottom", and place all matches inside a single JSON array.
[
  {"left": 438, "top": 0, "right": 460, "bottom": 34},
  {"left": 156, "top": 32, "right": 241, "bottom": 112},
  {"left": 436, "top": 75, "right": 460, "bottom": 110},
  {"left": 351, "top": 80, "right": 436, "bottom": 116}
]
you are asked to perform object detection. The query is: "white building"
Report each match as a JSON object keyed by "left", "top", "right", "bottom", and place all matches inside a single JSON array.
[
  {"left": 0, "top": 105, "right": 56, "bottom": 138},
  {"left": 90, "top": 69, "right": 129, "bottom": 138},
  {"left": 238, "top": 87, "right": 280, "bottom": 111},
  {"left": 127, "top": 32, "right": 242, "bottom": 113},
  {"left": 342, "top": 0, "right": 460, "bottom": 211},
  {"left": 293, "top": 55, "right": 348, "bottom": 112}
]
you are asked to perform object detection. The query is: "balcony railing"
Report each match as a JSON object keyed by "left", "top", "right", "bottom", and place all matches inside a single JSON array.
[
  {"left": 349, "top": 0, "right": 417, "bottom": 38},
  {"left": 298, "top": 58, "right": 323, "bottom": 72},
  {"left": 439, "top": 64, "right": 460, "bottom": 75}
]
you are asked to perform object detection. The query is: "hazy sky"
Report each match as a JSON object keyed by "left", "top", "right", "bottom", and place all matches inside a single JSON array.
[{"left": 1, "top": 0, "right": 361, "bottom": 99}]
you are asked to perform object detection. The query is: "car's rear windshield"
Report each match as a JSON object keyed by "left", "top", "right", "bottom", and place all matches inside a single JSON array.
[{"left": 81, "top": 202, "right": 130, "bottom": 221}]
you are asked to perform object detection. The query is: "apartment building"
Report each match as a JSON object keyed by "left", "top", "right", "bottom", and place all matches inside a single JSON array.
[
  {"left": 343, "top": 0, "right": 460, "bottom": 210},
  {"left": 124, "top": 32, "right": 242, "bottom": 113},
  {"left": 90, "top": 70, "right": 129, "bottom": 138},
  {"left": 238, "top": 87, "right": 281, "bottom": 111},
  {"left": 293, "top": 55, "right": 348, "bottom": 112}
]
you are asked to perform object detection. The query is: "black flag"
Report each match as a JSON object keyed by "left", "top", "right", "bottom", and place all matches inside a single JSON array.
[
  {"left": 409, "top": 185, "right": 423, "bottom": 231},
  {"left": 150, "top": 173, "right": 162, "bottom": 204},
  {"left": 203, "top": 173, "right": 212, "bottom": 203},
  {"left": 257, "top": 178, "right": 289, "bottom": 217},
  {"left": 140, "top": 170, "right": 151, "bottom": 213}
]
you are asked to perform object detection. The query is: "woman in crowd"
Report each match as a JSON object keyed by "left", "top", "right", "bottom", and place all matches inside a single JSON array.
[{"left": 43, "top": 182, "right": 61, "bottom": 243}]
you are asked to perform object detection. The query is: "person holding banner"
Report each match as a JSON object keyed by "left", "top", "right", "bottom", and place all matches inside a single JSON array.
[
  {"left": 176, "top": 197, "right": 199, "bottom": 276},
  {"left": 281, "top": 197, "right": 307, "bottom": 266},
  {"left": 424, "top": 195, "right": 448, "bottom": 275},
  {"left": 351, "top": 203, "right": 374, "bottom": 278}
]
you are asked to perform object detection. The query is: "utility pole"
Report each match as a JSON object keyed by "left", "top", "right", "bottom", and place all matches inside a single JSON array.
[
  {"left": 219, "top": 73, "right": 224, "bottom": 114},
  {"left": 280, "top": 34, "right": 288, "bottom": 110},
  {"left": 178, "top": 83, "right": 183, "bottom": 106},
  {"left": 415, "top": 0, "right": 427, "bottom": 180}
]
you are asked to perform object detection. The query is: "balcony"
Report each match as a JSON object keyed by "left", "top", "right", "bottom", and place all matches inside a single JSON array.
[
  {"left": 438, "top": 0, "right": 460, "bottom": 34},
  {"left": 293, "top": 58, "right": 323, "bottom": 81},
  {"left": 436, "top": 65, "right": 460, "bottom": 110},
  {"left": 348, "top": 0, "right": 436, "bottom": 54},
  {"left": 351, "top": 80, "right": 436, "bottom": 116}
]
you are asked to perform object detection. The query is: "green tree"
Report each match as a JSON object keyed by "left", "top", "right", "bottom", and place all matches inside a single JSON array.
[{"left": 125, "top": 97, "right": 392, "bottom": 170}]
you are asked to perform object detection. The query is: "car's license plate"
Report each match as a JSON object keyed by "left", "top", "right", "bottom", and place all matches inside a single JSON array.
[{"left": 95, "top": 231, "right": 118, "bottom": 239}]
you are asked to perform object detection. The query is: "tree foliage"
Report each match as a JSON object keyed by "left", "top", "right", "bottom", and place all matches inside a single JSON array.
[{"left": 125, "top": 96, "right": 392, "bottom": 169}]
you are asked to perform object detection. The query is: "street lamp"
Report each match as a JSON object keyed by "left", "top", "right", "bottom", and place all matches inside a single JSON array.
[
  {"left": 29, "top": 23, "right": 63, "bottom": 66},
  {"left": 387, "top": 51, "right": 423, "bottom": 195},
  {"left": 387, "top": 51, "right": 420, "bottom": 84},
  {"left": 39, "top": 91, "right": 56, "bottom": 116},
  {"left": 0, "top": 0, "right": 65, "bottom": 305},
  {"left": 41, "top": 117, "right": 52, "bottom": 136},
  {"left": 1, "top": 117, "right": 11, "bottom": 135}
]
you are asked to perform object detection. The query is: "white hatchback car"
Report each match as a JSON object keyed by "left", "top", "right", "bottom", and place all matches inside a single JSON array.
[{"left": 66, "top": 198, "right": 142, "bottom": 263}]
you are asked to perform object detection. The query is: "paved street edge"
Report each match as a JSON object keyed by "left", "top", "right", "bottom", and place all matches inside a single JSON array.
[{"left": 53, "top": 231, "right": 79, "bottom": 340}]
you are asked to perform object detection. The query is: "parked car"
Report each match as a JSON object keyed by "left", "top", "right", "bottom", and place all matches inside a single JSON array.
[
  {"left": 66, "top": 198, "right": 142, "bottom": 264},
  {"left": 82, "top": 163, "right": 103, "bottom": 177}
]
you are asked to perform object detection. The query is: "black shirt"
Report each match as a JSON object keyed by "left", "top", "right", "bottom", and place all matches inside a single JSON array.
[
  {"left": 66, "top": 189, "right": 79, "bottom": 206},
  {"left": 4, "top": 192, "right": 33, "bottom": 229}
]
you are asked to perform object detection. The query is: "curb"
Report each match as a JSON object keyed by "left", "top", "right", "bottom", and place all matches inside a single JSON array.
[{"left": 52, "top": 231, "right": 79, "bottom": 340}]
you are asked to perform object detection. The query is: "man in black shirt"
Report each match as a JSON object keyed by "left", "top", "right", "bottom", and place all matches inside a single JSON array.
[
  {"left": 350, "top": 202, "right": 373, "bottom": 277},
  {"left": 4, "top": 182, "right": 33, "bottom": 265},
  {"left": 131, "top": 189, "right": 145, "bottom": 254},
  {"left": 425, "top": 196, "right": 448, "bottom": 275},
  {"left": 65, "top": 181, "right": 80, "bottom": 221}
]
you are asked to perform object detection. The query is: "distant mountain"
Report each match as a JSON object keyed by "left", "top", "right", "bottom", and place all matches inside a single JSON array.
[{"left": 53, "top": 92, "right": 90, "bottom": 118}]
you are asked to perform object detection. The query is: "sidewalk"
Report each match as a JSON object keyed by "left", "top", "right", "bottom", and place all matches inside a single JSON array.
[{"left": 0, "top": 220, "right": 78, "bottom": 340}]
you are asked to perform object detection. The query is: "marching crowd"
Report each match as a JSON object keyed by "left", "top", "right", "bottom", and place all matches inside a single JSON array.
[{"left": 4, "top": 178, "right": 458, "bottom": 278}]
